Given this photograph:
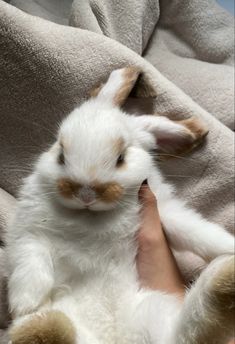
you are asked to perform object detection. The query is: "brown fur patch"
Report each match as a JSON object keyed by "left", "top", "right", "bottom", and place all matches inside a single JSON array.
[
  {"left": 113, "top": 67, "right": 141, "bottom": 106},
  {"left": 180, "top": 257, "right": 235, "bottom": 344},
  {"left": 94, "top": 182, "right": 124, "bottom": 202},
  {"left": 90, "top": 83, "right": 104, "bottom": 98},
  {"left": 10, "top": 311, "right": 76, "bottom": 344},
  {"left": 195, "top": 256, "right": 235, "bottom": 344},
  {"left": 90, "top": 67, "right": 140, "bottom": 105},
  {"left": 157, "top": 116, "right": 209, "bottom": 159},
  {"left": 57, "top": 178, "right": 81, "bottom": 199},
  {"left": 177, "top": 117, "right": 209, "bottom": 141},
  {"left": 174, "top": 117, "right": 208, "bottom": 154},
  {"left": 113, "top": 137, "right": 125, "bottom": 155},
  {"left": 210, "top": 256, "right": 235, "bottom": 324},
  {"left": 57, "top": 178, "right": 123, "bottom": 203},
  {"left": 112, "top": 138, "right": 127, "bottom": 168}
]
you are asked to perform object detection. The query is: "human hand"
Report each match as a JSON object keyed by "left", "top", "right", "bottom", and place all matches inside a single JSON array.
[
  {"left": 136, "top": 183, "right": 235, "bottom": 344},
  {"left": 136, "top": 183, "right": 185, "bottom": 296}
]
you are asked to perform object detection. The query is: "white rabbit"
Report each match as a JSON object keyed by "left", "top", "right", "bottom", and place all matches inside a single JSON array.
[{"left": 7, "top": 68, "right": 234, "bottom": 344}]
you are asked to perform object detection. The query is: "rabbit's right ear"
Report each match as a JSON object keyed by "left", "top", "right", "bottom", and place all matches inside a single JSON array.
[{"left": 90, "top": 67, "right": 140, "bottom": 106}]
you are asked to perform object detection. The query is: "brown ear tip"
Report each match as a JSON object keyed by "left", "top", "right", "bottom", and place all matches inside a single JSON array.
[
  {"left": 202, "top": 128, "right": 209, "bottom": 138},
  {"left": 180, "top": 116, "right": 209, "bottom": 140},
  {"left": 125, "top": 66, "right": 142, "bottom": 78}
]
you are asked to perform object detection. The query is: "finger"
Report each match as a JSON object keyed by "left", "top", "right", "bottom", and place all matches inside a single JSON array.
[
  {"left": 138, "top": 182, "right": 161, "bottom": 227},
  {"left": 139, "top": 183, "right": 158, "bottom": 214},
  {"left": 139, "top": 180, "right": 155, "bottom": 202}
]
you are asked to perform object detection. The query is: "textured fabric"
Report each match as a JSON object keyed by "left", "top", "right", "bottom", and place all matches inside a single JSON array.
[
  {"left": 0, "top": 0, "right": 234, "bottom": 335},
  {"left": 0, "top": 248, "right": 9, "bottom": 333},
  {"left": 146, "top": 0, "right": 235, "bottom": 129},
  {"left": 0, "top": 189, "right": 15, "bottom": 331},
  {"left": 0, "top": 188, "right": 16, "bottom": 243}
]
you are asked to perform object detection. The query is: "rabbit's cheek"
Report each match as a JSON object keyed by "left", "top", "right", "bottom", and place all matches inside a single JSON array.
[
  {"left": 95, "top": 182, "right": 124, "bottom": 203},
  {"left": 56, "top": 179, "right": 124, "bottom": 205},
  {"left": 57, "top": 178, "right": 81, "bottom": 199}
]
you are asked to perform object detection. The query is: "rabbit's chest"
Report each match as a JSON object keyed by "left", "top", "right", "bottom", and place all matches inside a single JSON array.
[
  {"left": 47, "top": 208, "right": 140, "bottom": 281},
  {"left": 51, "top": 229, "right": 138, "bottom": 286}
]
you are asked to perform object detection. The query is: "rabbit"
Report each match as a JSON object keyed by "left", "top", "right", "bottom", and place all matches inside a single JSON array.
[{"left": 6, "top": 67, "right": 234, "bottom": 344}]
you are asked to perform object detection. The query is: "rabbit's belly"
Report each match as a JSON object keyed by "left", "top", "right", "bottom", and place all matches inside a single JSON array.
[
  {"left": 72, "top": 279, "right": 148, "bottom": 344},
  {"left": 52, "top": 264, "right": 148, "bottom": 343},
  {"left": 50, "top": 230, "right": 147, "bottom": 342}
]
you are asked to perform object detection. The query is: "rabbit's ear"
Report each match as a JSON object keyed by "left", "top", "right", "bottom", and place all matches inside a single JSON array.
[
  {"left": 90, "top": 67, "right": 140, "bottom": 106},
  {"left": 133, "top": 115, "right": 209, "bottom": 157}
]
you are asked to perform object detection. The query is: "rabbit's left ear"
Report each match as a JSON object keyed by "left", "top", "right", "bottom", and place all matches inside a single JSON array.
[
  {"left": 90, "top": 67, "right": 140, "bottom": 106},
  {"left": 132, "top": 115, "right": 209, "bottom": 156}
]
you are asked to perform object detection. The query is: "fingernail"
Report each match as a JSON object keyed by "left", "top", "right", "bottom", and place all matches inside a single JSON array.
[{"left": 142, "top": 179, "right": 148, "bottom": 185}]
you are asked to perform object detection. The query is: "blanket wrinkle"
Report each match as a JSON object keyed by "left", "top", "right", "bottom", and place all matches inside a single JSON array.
[
  {"left": 70, "top": 0, "right": 160, "bottom": 54},
  {"left": 158, "top": 0, "right": 234, "bottom": 64},
  {"left": 0, "top": 0, "right": 234, "bottom": 340}
]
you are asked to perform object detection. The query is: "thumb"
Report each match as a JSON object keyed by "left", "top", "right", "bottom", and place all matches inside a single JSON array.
[
  {"left": 138, "top": 181, "right": 162, "bottom": 243},
  {"left": 139, "top": 181, "right": 158, "bottom": 211}
]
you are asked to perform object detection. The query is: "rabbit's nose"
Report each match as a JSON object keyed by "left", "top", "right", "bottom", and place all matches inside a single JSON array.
[{"left": 78, "top": 186, "right": 96, "bottom": 204}]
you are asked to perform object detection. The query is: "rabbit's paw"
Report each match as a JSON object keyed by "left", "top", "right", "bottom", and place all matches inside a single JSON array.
[
  {"left": 10, "top": 311, "right": 76, "bottom": 344},
  {"left": 208, "top": 255, "right": 235, "bottom": 326}
]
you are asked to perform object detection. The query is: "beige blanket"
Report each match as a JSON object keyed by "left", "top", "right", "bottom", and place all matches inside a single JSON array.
[{"left": 0, "top": 0, "right": 234, "bottom": 339}]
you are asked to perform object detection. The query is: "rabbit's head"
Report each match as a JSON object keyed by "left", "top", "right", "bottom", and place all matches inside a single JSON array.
[{"left": 36, "top": 68, "right": 208, "bottom": 211}]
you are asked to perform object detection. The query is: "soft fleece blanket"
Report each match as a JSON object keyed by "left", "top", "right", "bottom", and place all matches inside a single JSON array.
[{"left": 0, "top": 0, "right": 234, "bottom": 340}]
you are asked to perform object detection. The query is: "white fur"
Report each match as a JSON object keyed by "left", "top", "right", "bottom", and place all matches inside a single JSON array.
[
  {"left": 97, "top": 68, "right": 125, "bottom": 104},
  {"left": 6, "top": 69, "right": 234, "bottom": 343}
]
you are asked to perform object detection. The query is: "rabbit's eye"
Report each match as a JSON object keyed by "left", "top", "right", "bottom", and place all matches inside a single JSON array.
[
  {"left": 58, "top": 150, "right": 65, "bottom": 165},
  {"left": 116, "top": 153, "right": 125, "bottom": 167}
]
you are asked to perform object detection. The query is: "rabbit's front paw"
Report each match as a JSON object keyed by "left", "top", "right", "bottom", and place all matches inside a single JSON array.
[
  {"left": 204, "top": 228, "right": 234, "bottom": 261},
  {"left": 8, "top": 268, "right": 54, "bottom": 317},
  {"left": 10, "top": 290, "right": 44, "bottom": 317}
]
